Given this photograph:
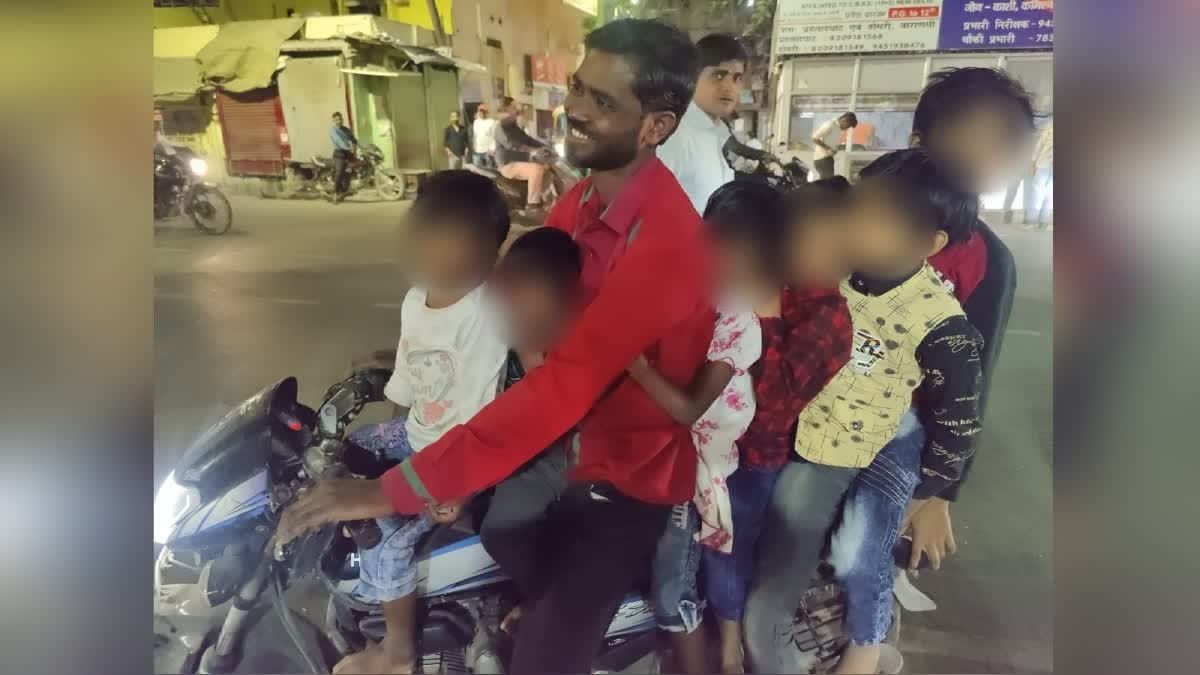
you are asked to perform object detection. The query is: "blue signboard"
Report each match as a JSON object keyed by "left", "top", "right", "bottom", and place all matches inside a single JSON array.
[{"left": 937, "top": 0, "right": 1054, "bottom": 50}]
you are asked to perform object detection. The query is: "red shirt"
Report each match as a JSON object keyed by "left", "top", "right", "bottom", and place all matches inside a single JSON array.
[
  {"left": 741, "top": 286, "right": 853, "bottom": 469},
  {"left": 380, "top": 157, "right": 715, "bottom": 511},
  {"left": 928, "top": 229, "right": 987, "bottom": 305}
]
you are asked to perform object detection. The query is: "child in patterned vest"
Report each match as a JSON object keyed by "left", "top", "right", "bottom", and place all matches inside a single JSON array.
[{"left": 743, "top": 149, "right": 985, "bottom": 675}]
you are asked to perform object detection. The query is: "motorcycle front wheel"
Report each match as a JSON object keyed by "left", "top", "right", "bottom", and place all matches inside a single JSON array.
[
  {"left": 187, "top": 185, "right": 233, "bottom": 235},
  {"left": 374, "top": 169, "right": 406, "bottom": 201}
]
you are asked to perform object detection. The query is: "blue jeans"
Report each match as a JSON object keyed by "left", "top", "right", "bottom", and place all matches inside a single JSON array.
[
  {"left": 828, "top": 409, "right": 925, "bottom": 645},
  {"left": 651, "top": 502, "right": 704, "bottom": 632},
  {"left": 472, "top": 152, "right": 497, "bottom": 169},
  {"left": 346, "top": 419, "right": 434, "bottom": 603},
  {"left": 703, "top": 464, "right": 784, "bottom": 621}
]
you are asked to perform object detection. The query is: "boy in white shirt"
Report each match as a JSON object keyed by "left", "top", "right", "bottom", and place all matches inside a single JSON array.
[{"left": 335, "top": 171, "right": 510, "bottom": 674}]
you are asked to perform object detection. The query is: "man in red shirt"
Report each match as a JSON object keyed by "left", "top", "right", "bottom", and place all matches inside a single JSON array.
[{"left": 279, "top": 19, "right": 712, "bottom": 672}]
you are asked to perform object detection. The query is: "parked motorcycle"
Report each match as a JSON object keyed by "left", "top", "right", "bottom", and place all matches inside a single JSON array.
[
  {"left": 153, "top": 372, "right": 659, "bottom": 674},
  {"left": 722, "top": 136, "right": 810, "bottom": 191},
  {"left": 154, "top": 144, "right": 233, "bottom": 235},
  {"left": 312, "top": 144, "right": 407, "bottom": 202}
]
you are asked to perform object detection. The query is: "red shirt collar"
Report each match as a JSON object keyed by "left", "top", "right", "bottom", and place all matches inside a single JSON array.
[{"left": 578, "top": 157, "right": 668, "bottom": 235}]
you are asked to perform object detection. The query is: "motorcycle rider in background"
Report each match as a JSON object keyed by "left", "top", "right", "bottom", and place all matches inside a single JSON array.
[
  {"left": 330, "top": 112, "right": 358, "bottom": 203},
  {"left": 494, "top": 97, "right": 549, "bottom": 213}
]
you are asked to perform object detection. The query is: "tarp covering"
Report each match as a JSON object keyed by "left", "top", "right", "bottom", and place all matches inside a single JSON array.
[
  {"left": 196, "top": 18, "right": 305, "bottom": 93},
  {"left": 153, "top": 57, "right": 204, "bottom": 102}
]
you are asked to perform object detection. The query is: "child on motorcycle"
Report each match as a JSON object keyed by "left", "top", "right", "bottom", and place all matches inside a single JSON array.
[
  {"left": 799, "top": 150, "right": 986, "bottom": 675},
  {"left": 476, "top": 227, "right": 584, "bottom": 621},
  {"left": 631, "top": 180, "right": 852, "bottom": 674},
  {"left": 332, "top": 170, "right": 511, "bottom": 675}
]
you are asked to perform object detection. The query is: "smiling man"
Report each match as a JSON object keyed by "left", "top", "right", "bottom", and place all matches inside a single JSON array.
[
  {"left": 278, "top": 18, "right": 710, "bottom": 673},
  {"left": 657, "top": 33, "right": 748, "bottom": 212}
]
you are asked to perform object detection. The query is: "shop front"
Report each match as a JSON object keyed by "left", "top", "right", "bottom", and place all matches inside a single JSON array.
[{"left": 770, "top": 0, "right": 1053, "bottom": 209}]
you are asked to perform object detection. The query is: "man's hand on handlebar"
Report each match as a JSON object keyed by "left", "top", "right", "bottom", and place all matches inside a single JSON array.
[
  {"left": 428, "top": 497, "right": 467, "bottom": 524},
  {"left": 277, "top": 478, "right": 393, "bottom": 544}
]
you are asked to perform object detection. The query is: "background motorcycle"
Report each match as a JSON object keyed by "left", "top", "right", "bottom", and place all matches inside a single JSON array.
[
  {"left": 153, "top": 372, "right": 660, "bottom": 675},
  {"left": 465, "top": 146, "right": 579, "bottom": 223},
  {"left": 312, "top": 144, "right": 406, "bottom": 202},
  {"left": 722, "top": 136, "right": 810, "bottom": 191},
  {"left": 154, "top": 144, "right": 233, "bottom": 235}
]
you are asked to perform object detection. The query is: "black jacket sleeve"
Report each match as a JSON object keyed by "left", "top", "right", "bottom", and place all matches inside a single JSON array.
[{"left": 912, "top": 316, "right": 985, "bottom": 499}]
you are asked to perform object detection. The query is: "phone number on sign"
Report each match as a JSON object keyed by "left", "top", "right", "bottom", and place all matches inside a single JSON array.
[{"left": 810, "top": 41, "right": 927, "bottom": 52}]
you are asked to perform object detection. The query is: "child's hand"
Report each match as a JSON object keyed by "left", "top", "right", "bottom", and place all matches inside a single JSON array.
[
  {"left": 428, "top": 498, "right": 465, "bottom": 524},
  {"left": 628, "top": 354, "right": 650, "bottom": 375},
  {"left": 901, "top": 497, "right": 956, "bottom": 570}
]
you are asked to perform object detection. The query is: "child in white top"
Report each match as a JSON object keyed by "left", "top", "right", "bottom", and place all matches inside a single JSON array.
[{"left": 336, "top": 171, "right": 510, "bottom": 675}]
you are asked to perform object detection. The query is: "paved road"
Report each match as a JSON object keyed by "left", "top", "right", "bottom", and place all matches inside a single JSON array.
[{"left": 154, "top": 195, "right": 1052, "bottom": 673}]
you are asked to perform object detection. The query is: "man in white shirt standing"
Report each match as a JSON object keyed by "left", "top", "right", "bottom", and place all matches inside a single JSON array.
[
  {"left": 811, "top": 111, "right": 857, "bottom": 179},
  {"left": 471, "top": 105, "right": 498, "bottom": 169},
  {"left": 658, "top": 33, "right": 748, "bottom": 213}
]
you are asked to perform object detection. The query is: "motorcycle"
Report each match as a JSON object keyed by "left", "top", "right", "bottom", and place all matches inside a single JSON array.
[
  {"left": 722, "top": 136, "right": 810, "bottom": 191},
  {"left": 153, "top": 372, "right": 660, "bottom": 674},
  {"left": 465, "top": 146, "right": 580, "bottom": 221},
  {"left": 312, "top": 144, "right": 407, "bottom": 202},
  {"left": 154, "top": 144, "right": 233, "bottom": 235}
]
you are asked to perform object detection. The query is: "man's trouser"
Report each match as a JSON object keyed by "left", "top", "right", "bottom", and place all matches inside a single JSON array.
[
  {"left": 814, "top": 156, "right": 836, "bottom": 180},
  {"left": 333, "top": 148, "right": 354, "bottom": 195},
  {"left": 743, "top": 460, "right": 858, "bottom": 673},
  {"left": 499, "top": 161, "right": 547, "bottom": 205},
  {"left": 447, "top": 154, "right": 464, "bottom": 170},
  {"left": 508, "top": 482, "right": 670, "bottom": 674}
]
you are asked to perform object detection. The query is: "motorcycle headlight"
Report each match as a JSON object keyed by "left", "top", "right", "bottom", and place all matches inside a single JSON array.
[
  {"left": 553, "top": 141, "right": 565, "bottom": 158},
  {"left": 154, "top": 470, "right": 198, "bottom": 545},
  {"left": 188, "top": 157, "right": 209, "bottom": 177}
]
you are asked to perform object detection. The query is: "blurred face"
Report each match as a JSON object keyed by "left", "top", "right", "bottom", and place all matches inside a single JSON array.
[
  {"left": 845, "top": 183, "right": 943, "bottom": 277},
  {"left": 450, "top": 111, "right": 460, "bottom": 124},
  {"left": 332, "top": 113, "right": 342, "bottom": 126},
  {"left": 476, "top": 109, "right": 487, "bottom": 120},
  {"left": 786, "top": 211, "right": 850, "bottom": 288},
  {"left": 921, "top": 103, "right": 1033, "bottom": 193},
  {"left": 693, "top": 60, "right": 745, "bottom": 119},
  {"left": 838, "top": 115, "right": 855, "bottom": 130},
  {"left": 408, "top": 224, "right": 493, "bottom": 291},
  {"left": 712, "top": 236, "right": 774, "bottom": 306},
  {"left": 492, "top": 272, "right": 573, "bottom": 354},
  {"left": 564, "top": 50, "right": 677, "bottom": 170}
]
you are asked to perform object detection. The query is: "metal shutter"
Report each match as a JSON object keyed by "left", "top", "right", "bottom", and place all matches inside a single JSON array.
[{"left": 217, "top": 87, "right": 290, "bottom": 176}]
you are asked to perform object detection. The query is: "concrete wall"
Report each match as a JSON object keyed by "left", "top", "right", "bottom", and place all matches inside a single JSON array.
[
  {"left": 154, "top": 0, "right": 339, "bottom": 28},
  {"left": 449, "top": 0, "right": 586, "bottom": 106},
  {"left": 153, "top": 25, "right": 220, "bottom": 58}
]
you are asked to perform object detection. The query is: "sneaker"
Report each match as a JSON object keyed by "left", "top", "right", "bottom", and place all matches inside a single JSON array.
[{"left": 878, "top": 644, "right": 904, "bottom": 675}]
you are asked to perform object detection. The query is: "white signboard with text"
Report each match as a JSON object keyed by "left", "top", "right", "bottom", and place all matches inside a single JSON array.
[{"left": 774, "top": 0, "right": 944, "bottom": 56}]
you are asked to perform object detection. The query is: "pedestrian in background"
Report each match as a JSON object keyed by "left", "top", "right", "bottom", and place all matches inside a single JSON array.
[
  {"left": 329, "top": 111, "right": 358, "bottom": 202},
  {"left": 444, "top": 111, "right": 469, "bottom": 170},
  {"left": 811, "top": 112, "right": 857, "bottom": 179},
  {"left": 472, "top": 106, "right": 498, "bottom": 168}
]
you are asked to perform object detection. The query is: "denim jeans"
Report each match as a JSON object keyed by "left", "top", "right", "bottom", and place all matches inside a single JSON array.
[
  {"left": 703, "top": 464, "right": 784, "bottom": 622},
  {"left": 472, "top": 152, "right": 496, "bottom": 169},
  {"left": 345, "top": 419, "right": 434, "bottom": 603},
  {"left": 651, "top": 502, "right": 704, "bottom": 632},
  {"left": 743, "top": 460, "right": 859, "bottom": 673},
  {"left": 828, "top": 409, "right": 925, "bottom": 645}
]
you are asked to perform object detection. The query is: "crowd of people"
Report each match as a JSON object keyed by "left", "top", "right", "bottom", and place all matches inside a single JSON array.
[{"left": 279, "top": 17, "right": 1039, "bottom": 675}]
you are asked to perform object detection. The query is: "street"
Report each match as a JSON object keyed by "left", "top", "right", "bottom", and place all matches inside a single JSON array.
[{"left": 154, "top": 195, "right": 1052, "bottom": 673}]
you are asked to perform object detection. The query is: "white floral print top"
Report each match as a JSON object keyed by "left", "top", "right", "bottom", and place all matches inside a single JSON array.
[{"left": 692, "top": 310, "right": 761, "bottom": 552}]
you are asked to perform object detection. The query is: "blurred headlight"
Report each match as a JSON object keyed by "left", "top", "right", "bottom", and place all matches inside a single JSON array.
[
  {"left": 554, "top": 141, "right": 565, "bottom": 158},
  {"left": 188, "top": 157, "right": 209, "bottom": 176},
  {"left": 154, "top": 470, "right": 197, "bottom": 544}
]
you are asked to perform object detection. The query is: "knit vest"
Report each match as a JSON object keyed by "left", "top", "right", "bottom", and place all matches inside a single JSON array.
[{"left": 793, "top": 263, "right": 963, "bottom": 468}]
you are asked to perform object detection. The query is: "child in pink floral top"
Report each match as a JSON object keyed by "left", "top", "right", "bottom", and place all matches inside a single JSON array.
[{"left": 628, "top": 181, "right": 785, "bottom": 674}]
